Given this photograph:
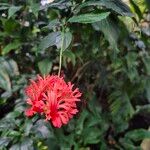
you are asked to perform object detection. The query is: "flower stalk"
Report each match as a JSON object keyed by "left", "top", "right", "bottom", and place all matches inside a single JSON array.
[{"left": 58, "top": 28, "right": 65, "bottom": 77}]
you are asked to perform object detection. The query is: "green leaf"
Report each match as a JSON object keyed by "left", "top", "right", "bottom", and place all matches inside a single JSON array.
[
  {"left": 76, "top": 110, "right": 89, "bottom": 135},
  {"left": 0, "top": 57, "right": 19, "bottom": 77},
  {"left": 20, "top": 138, "right": 33, "bottom": 150},
  {"left": 63, "top": 50, "right": 76, "bottom": 66},
  {"left": 55, "top": 129, "right": 74, "bottom": 148},
  {"left": 0, "top": 6, "right": 9, "bottom": 10},
  {"left": 0, "top": 137, "right": 11, "bottom": 148},
  {"left": 0, "top": 118, "right": 16, "bottom": 131},
  {"left": 10, "top": 144, "right": 20, "bottom": 150},
  {"left": 38, "top": 59, "right": 52, "bottom": 75},
  {"left": 8, "top": 130, "right": 20, "bottom": 137},
  {"left": 83, "top": 127, "right": 101, "bottom": 145},
  {"left": 2, "top": 41, "right": 21, "bottom": 55},
  {"left": 130, "top": 0, "right": 146, "bottom": 14},
  {"left": 109, "top": 91, "right": 134, "bottom": 117},
  {"left": 0, "top": 3, "right": 9, "bottom": 6},
  {"left": 30, "top": 3, "right": 40, "bottom": 17},
  {"left": 62, "top": 32, "right": 72, "bottom": 50},
  {"left": 145, "top": 78, "right": 150, "bottom": 102},
  {"left": 93, "top": 17, "right": 119, "bottom": 51},
  {"left": 119, "top": 138, "right": 141, "bottom": 150},
  {"left": 24, "top": 120, "right": 33, "bottom": 136},
  {"left": 39, "top": 32, "right": 61, "bottom": 51},
  {"left": 32, "top": 120, "right": 53, "bottom": 139},
  {"left": 0, "top": 68, "right": 11, "bottom": 91},
  {"left": 136, "top": 104, "right": 150, "bottom": 114},
  {"left": 3, "top": 19, "right": 20, "bottom": 33},
  {"left": 0, "top": 58, "right": 19, "bottom": 91},
  {"left": 8, "top": 6, "right": 22, "bottom": 18},
  {"left": 125, "top": 129, "right": 150, "bottom": 142},
  {"left": 56, "top": 32, "right": 73, "bottom": 50},
  {"left": 142, "top": 55, "right": 150, "bottom": 75},
  {"left": 145, "top": 0, "right": 150, "bottom": 9},
  {"left": 125, "top": 52, "right": 139, "bottom": 81},
  {"left": 45, "top": 138, "right": 59, "bottom": 150},
  {"left": 68, "top": 12, "right": 110, "bottom": 24},
  {"left": 39, "top": 31, "right": 72, "bottom": 51},
  {"left": 75, "top": 0, "right": 132, "bottom": 16},
  {"left": 43, "top": 19, "right": 60, "bottom": 30}
]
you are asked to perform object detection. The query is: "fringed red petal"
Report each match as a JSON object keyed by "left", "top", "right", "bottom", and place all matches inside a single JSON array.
[{"left": 25, "top": 75, "right": 82, "bottom": 128}]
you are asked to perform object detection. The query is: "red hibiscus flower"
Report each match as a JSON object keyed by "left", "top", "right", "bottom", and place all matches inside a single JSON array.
[{"left": 25, "top": 75, "right": 82, "bottom": 128}]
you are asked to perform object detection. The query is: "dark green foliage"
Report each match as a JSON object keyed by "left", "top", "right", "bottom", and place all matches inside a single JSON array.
[{"left": 0, "top": 0, "right": 150, "bottom": 149}]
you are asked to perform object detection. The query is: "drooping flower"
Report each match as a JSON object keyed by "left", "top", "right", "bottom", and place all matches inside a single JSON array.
[{"left": 25, "top": 75, "right": 82, "bottom": 128}]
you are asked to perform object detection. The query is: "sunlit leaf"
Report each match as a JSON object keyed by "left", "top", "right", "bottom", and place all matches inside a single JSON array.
[{"left": 68, "top": 12, "right": 110, "bottom": 24}]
